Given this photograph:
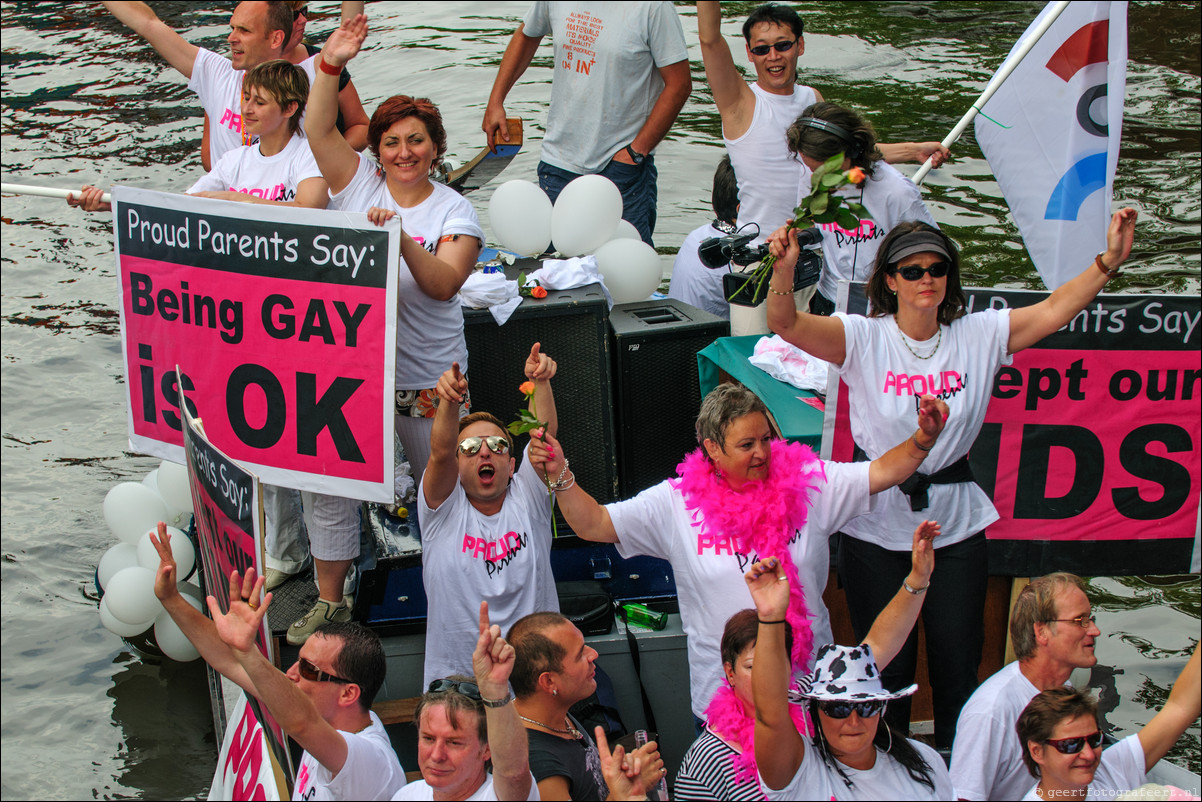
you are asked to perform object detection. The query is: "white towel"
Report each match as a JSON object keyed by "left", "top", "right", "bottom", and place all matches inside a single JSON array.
[
  {"left": 527, "top": 255, "right": 613, "bottom": 308},
  {"left": 748, "top": 334, "right": 831, "bottom": 394},
  {"left": 458, "top": 271, "right": 522, "bottom": 325}
]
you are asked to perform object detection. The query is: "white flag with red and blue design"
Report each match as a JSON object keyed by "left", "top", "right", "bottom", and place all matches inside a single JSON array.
[{"left": 975, "top": 1, "right": 1127, "bottom": 290}]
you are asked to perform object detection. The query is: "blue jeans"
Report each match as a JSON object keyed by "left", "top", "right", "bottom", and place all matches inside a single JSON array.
[
  {"left": 837, "top": 530, "right": 988, "bottom": 749},
  {"left": 538, "top": 156, "right": 658, "bottom": 247}
]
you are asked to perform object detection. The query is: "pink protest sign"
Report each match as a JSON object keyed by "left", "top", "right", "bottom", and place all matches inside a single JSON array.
[
  {"left": 113, "top": 187, "right": 398, "bottom": 501},
  {"left": 827, "top": 283, "right": 1200, "bottom": 576}
]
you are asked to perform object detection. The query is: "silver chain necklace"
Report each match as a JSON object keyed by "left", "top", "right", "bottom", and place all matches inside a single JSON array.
[
  {"left": 894, "top": 316, "right": 942, "bottom": 360},
  {"left": 518, "top": 714, "right": 583, "bottom": 739}
]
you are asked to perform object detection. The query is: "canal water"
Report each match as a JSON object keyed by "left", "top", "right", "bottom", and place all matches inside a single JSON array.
[{"left": 1, "top": 2, "right": 1197, "bottom": 797}]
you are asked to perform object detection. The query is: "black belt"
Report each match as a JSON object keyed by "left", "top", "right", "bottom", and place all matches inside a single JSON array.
[{"left": 853, "top": 445, "right": 976, "bottom": 511}]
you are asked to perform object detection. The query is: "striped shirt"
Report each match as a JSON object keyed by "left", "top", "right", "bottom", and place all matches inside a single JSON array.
[{"left": 674, "top": 730, "right": 764, "bottom": 801}]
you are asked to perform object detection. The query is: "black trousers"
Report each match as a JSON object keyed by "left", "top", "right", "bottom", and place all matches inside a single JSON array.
[{"left": 837, "top": 530, "right": 987, "bottom": 749}]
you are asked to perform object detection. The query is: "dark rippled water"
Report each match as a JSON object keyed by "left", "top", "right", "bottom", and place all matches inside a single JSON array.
[{"left": 2, "top": 2, "right": 1198, "bottom": 797}]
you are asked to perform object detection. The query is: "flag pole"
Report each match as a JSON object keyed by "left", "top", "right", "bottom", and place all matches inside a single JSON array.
[
  {"left": 1, "top": 182, "right": 112, "bottom": 204},
  {"left": 913, "top": 0, "right": 1072, "bottom": 186}
]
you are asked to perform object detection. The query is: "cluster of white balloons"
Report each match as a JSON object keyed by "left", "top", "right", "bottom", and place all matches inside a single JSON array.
[
  {"left": 488, "top": 177, "right": 663, "bottom": 304},
  {"left": 96, "top": 460, "right": 202, "bottom": 662}
]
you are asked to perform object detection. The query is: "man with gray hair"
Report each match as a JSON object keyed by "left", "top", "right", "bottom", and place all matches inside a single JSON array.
[{"left": 949, "top": 572, "right": 1102, "bottom": 800}]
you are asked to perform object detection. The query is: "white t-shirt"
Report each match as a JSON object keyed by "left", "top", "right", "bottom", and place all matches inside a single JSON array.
[
  {"left": 188, "top": 48, "right": 318, "bottom": 165},
  {"left": 725, "top": 82, "right": 819, "bottom": 245},
  {"left": 763, "top": 737, "right": 955, "bottom": 801},
  {"left": 292, "top": 711, "right": 407, "bottom": 801},
  {"left": 605, "top": 461, "right": 871, "bottom": 718},
  {"left": 834, "top": 310, "right": 1012, "bottom": 549},
  {"left": 394, "top": 772, "right": 541, "bottom": 801},
  {"left": 1018, "top": 733, "right": 1146, "bottom": 801},
  {"left": 815, "top": 161, "right": 937, "bottom": 301},
  {"left": 950, "top": 660, "right": 1055, "bottom": 801},
  {"left": 187, "top": 134, "right": 322, "bottom": 202},
  {"left": 667, "top": 222, "right": 731, "bottom": 319},
  {"left": 418, "top": 445, "right": 559, "bottom": 685},
  {"left": 329, "top": 153, "right": 484, "bottom": 389},
  {"left": 523, "top": 2, "right": 688, "bottom": 174}
]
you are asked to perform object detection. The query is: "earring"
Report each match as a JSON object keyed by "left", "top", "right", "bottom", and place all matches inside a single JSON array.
[{"left": 552, "top": 689, "right": 558, "bottom": 696}]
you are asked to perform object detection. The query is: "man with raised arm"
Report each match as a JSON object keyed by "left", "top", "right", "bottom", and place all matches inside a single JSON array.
[
  {"left": 396, "top": 602, "right": 537, "bottom": 801},
  {"left": 419, "top": 343, "right": 561, "bottom": 686},
  {"left": 150, "top": 525, "right": 406, "bottom": 800},
  {"left": 101, "top": 1, "right": 367, "bottom": 169},
  {"left": 950, "top": 572, "right": 1105, "bottom": 801},
  {"left": 696, "top": 1, "right": 948, "bottom": 324},
  {"left": 482, "top": 2, "right": 691, "bottom": 246}
]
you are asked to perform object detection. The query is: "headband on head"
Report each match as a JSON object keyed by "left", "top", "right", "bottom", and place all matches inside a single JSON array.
[
  {"left": 796, "top": 116, "right": 861, "bottom": 158},
  {"left": 884, "top": 230, "right": 951, "bottom": 265}
]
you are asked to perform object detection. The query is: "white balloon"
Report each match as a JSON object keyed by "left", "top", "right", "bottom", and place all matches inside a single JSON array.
[
  {"left": 154, "top": 597, "right": 202, "bottom": 662},
  {"left": 594, "top": 239, "right": 663, "bottom": 303},
  {"left": 142, "top": 469, "right": 159, "bottom": 490},
  {"left": 156, "top": 460, "right": 194, "bottom": 514},
  {"left": 103, "top": 566, "right": 162, "bottom": 625},
  {"left": 103, "top": 482, "right": 171, "bottom": 545},
  {"left": 135, "top": 526, "right": 194, "bottom": 578},
  {"left": 99, "top": 596, "right": 154, "bottom": 638},
  {"left": 609, "top": 219, "right": 641, "bottom": 241},
  {"left": 97, "top": 543, "right": 140, "bottom": 591},
  {"left": 551, "top": 175, "right": 622, "bottom": 257},
  {"left": 489, "top": 180, "right": 553, "bottom": 256}
]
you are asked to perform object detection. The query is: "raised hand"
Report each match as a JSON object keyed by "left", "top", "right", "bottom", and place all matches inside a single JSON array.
[
  {"left": 916, "top": 394, "right": 949, "bottom": 444},
  {"left": 744, "top": 557, "right": 790, "bottom": 621},
  {"left": 208, "top": 568, "right": 271, "bottom": 655},
  {"left": 595, "top": 726, "right": 647, "bottom": 801},
  {"left": 149, "top": 521, "right": 180, "bottom": 602},
  {"left": 527, "top": 430, "right": 565, "bottom": 479},
  {"left": 472, "top": 601, "right": 515, "bottom": 695},
  {"left": 1104, "top": 207, "right": 1138, "bottom": 268},
  {"left": 435, "top": 362, "right": 468, "bottom": 405},
  {"left": 917, "top": 142, "right": 951, "bottom": 168},
  {"left": 524, "top": 342, "right": 556, "bottom": 382},
  {"left": 910, "top": 519, "right": 939, "bottom": 586},
  {"left": 322, "top": 13, "right": 367, "bottom": 68}
]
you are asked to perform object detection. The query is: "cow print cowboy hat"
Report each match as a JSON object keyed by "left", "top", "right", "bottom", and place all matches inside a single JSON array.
[{"left": 799, "top": 643, "right": 918, "bottom": 702}]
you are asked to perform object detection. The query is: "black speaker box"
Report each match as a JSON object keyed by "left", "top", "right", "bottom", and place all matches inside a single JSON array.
[
  {"left": 463, "top": 266, "right": 619, "bottom": 504},
  {"left": 609, "top": 299, "right": 730, "bottom": 496}
]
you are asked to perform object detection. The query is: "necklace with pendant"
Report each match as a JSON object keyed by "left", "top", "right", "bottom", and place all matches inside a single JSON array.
[{"left": 518, "top": 714, "right": 583, "bottom": 739}]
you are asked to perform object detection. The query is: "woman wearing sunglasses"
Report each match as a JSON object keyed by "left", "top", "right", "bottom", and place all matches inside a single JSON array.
[
  {"left": 1016, "top": 651, "right": 1200, "bottom": 802},
  {"left": 764, "top": 209, "right": 1137, "bottom": 749},
  {"left": 746, "top": 524, "right": 954, "bottom": 801}
]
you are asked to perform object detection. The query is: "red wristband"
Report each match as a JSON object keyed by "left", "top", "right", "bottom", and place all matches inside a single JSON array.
[{"left": 318, "top": 56, "right": 343, "bottom": 76}]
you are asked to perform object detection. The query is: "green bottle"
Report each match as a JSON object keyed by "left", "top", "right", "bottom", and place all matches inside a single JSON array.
[{"left": 621, "top": 603, "right": 667, "bottom": 631}]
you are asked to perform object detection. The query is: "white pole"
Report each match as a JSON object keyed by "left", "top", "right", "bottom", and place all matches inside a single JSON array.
[
  {"left": 913, "top": 0, "right": 1072, "bottom": 186},
  {"left": 1, "top": 182, "right": 112, "bottom": 204}
]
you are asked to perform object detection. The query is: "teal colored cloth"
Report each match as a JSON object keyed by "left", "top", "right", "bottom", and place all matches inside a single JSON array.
[{"left": 696, "top": 336, "right": 825, "bottom": 447}]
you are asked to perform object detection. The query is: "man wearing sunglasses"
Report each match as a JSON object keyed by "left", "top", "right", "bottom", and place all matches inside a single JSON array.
[
  {"left": 696, "top": 2, "right": 948, "bottom": 332},
  {"left": 419, "top": 343, "right": 561, "bottom": 687},
  {"left": 149, "top": 525, "right": 407, "bottom": 800},
  {"left": 1016, "top": 650, "right": 1200, "bottom": 801},
  {"left": 950, "top": 573, "right": 1105, "bottom": 800}
]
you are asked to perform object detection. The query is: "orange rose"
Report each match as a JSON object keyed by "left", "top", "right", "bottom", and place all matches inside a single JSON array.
[
  {"left": 532, "top": 285, "right": 548, "bottom": 299},
  {"left": 847, "top": 167, "right": 867, "bottom": 184},
  {"left": 519, "top": 381, "right": 536, "bottom": 397}
]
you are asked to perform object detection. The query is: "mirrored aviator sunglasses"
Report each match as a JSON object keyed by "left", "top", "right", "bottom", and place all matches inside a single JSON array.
[
  {"left": 892, "top": 262, "right": 950, "bottom": 281},
  {"left": 457, "top": 435, "right": 510, "bottom": 456},
  {"left": 427, "top": 678, "right": 482, "bottom": 700},
  {"left": 749, "top": 39, "right": 796, "bottom": 56},
  {"left": 817, "top": 699, "right": 886, "bottom": 719},
  {"left": 1045, "top": 730, "right": 1104, "bottom": 755}
]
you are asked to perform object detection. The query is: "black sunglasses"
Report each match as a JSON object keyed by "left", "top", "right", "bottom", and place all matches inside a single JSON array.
[
  {"left": 298, "top": 657, "right": 351, "bottom": 684},
  {"left": 817, "top": 699, "right": 886, "bottom": 719},
  {"left": 749, "top": 39, "right": 797, "bottom": 56},
  {"left": 457, "top": 435, "right": 510, "bottom": 457},
  {"left": 1045, "top": 730, "right": 1104, "bottom": 755},
  {"left": 889, "top": 262, "right": 950, "bottom": 281},
  {"left": 427, "top": 678, "right": 482, "bottom": 700}
]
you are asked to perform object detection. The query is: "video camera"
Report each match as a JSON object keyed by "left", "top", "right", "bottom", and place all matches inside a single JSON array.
[{"left": 698, "top": 226, "right": 824, "bottom": 304}]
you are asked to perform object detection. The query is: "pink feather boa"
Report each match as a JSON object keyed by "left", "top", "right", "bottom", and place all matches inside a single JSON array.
[
  {"left": 671, "top": 439, "right": 826, "bottom": 671},
  {"left": 703, "top": 683, "right": 811, "bottom": 786}
]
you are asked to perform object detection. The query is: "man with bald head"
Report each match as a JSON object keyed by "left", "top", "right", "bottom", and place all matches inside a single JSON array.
[{"left": 950, "top": 572, "right": 1103, "bottom": 800}]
